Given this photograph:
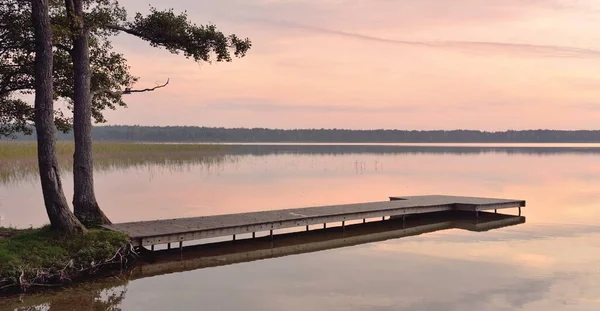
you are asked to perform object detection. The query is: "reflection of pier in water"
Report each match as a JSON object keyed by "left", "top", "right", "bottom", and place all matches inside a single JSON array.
[
  {"left": 131, "top": 211, "right": 525, "bottom": 280},
  {"left": 0, "top": 211, "right": 525, "bottom": 311}
]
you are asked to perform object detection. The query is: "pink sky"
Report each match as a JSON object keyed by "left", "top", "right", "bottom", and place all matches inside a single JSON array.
[{"left": 103, "top": 0, "right": 600, "bottom": 130}]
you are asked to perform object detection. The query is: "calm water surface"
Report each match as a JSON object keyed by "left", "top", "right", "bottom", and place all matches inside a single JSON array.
[{"left": 1, "top": 144, "right": 600, "bottom": 310}]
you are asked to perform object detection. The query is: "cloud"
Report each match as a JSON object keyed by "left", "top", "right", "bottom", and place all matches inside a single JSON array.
[
  {"left": 253, "top": 19, "right": 600, "bottom": 58},
  {"left": 564, "top": 78, "right": 600, "bottom": 91},
  {"left": 567, "top": 103, "right": 600, "bottom": 111},
  {"left": 398, "top": 274, "right": 569, "bottom": 311},
  {"left": 222, "top": 0, "right": 591, "bottom": 31},
  {"left": 204, "top": 99, "right": 489, "bottom": 114}
]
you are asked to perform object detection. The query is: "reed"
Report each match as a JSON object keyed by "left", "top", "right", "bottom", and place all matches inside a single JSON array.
[{"left": 0, "top": 142, "right": 230, "bottom": 184}]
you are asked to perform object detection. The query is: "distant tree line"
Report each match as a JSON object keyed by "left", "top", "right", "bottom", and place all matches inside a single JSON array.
[{"left": 5, "top": 126, "right": 600, "bottom": 143}]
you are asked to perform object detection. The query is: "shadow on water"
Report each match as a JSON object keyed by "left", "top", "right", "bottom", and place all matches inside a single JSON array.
[{"left": 0, "top": 211, "right": 524, "bottom": 310}]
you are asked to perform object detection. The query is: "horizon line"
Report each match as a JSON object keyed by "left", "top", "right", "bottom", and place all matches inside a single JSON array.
[{"left": 90, "top": 125, "right": 600, "bottom": 132}]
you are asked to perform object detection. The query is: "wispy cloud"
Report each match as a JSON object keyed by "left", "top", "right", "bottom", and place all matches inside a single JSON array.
[
  {"left": 205, "top": 99, "right": 500, "bottom": 114},
  {"left": 108, "top": 0, "right": 600, "bottom": 130},
  {"left": 564, "top": 78, "right": 600, "bottom": 90},
  {"left": 206, "top": 99, "right": 428, "bottom": 114},
  {"left": 206, "top": 101, "right": 418, "bottom": 113},
  {"left": 254, "top": 19, "right": 600, "bottom": 58},
  {"left": 399, "top": 272, "right": 574, "bottom": 311},
  {"left": 568, "top": 103, "right": 600, "bottom": 111}
]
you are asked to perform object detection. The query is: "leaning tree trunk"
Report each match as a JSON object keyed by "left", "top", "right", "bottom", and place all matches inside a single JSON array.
[
  {"left": 32, "top": 0, "right": 86, "bottom": 234},
  {"left": 65, "top": 0, "right": 111, "bottom": 226}
]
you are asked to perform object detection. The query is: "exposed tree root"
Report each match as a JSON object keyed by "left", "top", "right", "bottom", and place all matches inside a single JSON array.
[{"left": 0, "top": 243, "right": 138, "bottom": 295}]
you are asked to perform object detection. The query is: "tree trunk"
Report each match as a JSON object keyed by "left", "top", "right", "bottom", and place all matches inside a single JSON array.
[
  {"left": 31, "top": 0, "right": 86, "bottom": 234},
  {"left": 65, "top": 0, "right": 111, "bottom": 226}
]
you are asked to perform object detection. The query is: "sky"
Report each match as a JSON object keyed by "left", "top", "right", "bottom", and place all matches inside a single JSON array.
[{"left": 102, "top": 0, "right": 600, "bottom": 130}]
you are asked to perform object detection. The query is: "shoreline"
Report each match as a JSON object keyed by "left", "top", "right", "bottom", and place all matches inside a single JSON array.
[{"left": 0, "top": 227, "right": 136, "bottom": 296}]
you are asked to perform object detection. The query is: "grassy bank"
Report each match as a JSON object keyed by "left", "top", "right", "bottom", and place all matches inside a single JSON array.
[{"left": 0, "top": 227, "right": 132, "bottom": 294}]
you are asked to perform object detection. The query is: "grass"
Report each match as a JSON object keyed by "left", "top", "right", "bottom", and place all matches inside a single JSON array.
[
  {"left": 0, "top": 227, "right": 21, "bottom": 238},
  {"left": 0, "top": 141, "right": 225, "bottom": 160},
  {"left": 0, "top": 141, "right": 230, "bottom": 183},
  {"left": 0, "top": 142, "right": 227, "bottom": 292},
  {"left": 0, "top": 226, "right": 129, "bottom": 289}
]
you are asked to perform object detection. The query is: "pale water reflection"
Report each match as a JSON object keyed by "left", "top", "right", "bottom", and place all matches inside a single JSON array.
[{"left": 1, "top": 144, "right": 600, "bottom": 310}]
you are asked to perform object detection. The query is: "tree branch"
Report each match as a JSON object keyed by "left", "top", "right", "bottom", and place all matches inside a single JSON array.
[
  {"left": 55, "top": 43, "right": 72, "bottom": 53},
  {"left": 0, "top": 86, "right": 32, "bottom": 96},
  {"left": 93, "top": 78, "right": 169, "bottom": 97},
  {"left": 105, "top": 24, "right": 144, "bottom": 38}
]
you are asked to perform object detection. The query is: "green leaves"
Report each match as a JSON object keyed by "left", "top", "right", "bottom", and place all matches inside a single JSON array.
[
  {"left": 122, "top": 7, "right": 251, "bottom": 63},
  {"left": 1, "top": 1, "right": 251, "bottom": 137},
  {"left": 0, "top": 97, "right": 34, "bottom": 137},
  {"left": 1, "top": 0, "right": 136, "bottom": 136}
]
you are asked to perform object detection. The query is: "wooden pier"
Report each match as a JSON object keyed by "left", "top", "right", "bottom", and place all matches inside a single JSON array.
[
  {"left": 130, "top": 211, "right": 526, "bottom": 279},
  {"left": 103, "top": 195, "right": 525, "bottom": 248}
]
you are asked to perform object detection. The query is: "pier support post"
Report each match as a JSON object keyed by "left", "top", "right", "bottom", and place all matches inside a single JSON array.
[
  {"left": 323, "top": 223, "right": 327, "bottom": 229},
  {"left": 363, "top": 218, "right": 366, "bottom": 224},
  {"left": 168, "top": 243, "right": 171, "bottom": 250},
  {"left": 252, "top": 232, "right": 256, "bottom": 238},
  {"left": 270, "top": 230, "right": 273, "bottom": 239},
  {"left": 306, "top": 225, "right": 309, "bottom": 231},
  {"left": 342, "top": 221, "right": 345, "bottom": 230},
  {"left": 494, "top": 209, "right": 497, "bottom": 213},
  {"left": 151, "top": 245, "right": 154, "bottom": 251},
  {"left": 519, "top": 207, "right": 521, "bottom": 216},
  {"left": 382, "top": 216, "right": 385, "bottom": 221},
  {"left": 233, "top": 234, "right": 236, "bottom": 241},
  {"left": 179, "top": 241, "right": 183, "bottom": 250}
]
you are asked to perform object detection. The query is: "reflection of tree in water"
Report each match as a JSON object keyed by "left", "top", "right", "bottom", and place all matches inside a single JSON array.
[
  {"left": 7, "top": 280, "right": 128, "bottom": 311},
  {"left": 47, "top": 286, "right": 126, "bottom": 311},
  {"left": 229, "top": 144, "right": 600, "bottom": 157}
]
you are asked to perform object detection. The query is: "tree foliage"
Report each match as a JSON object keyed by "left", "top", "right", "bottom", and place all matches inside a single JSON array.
[
  {"left": 0, "top": 0, "right": 136, "bottom": 137},
  {"left": 1, "top": 0, "right": 250, "bottom": 137},
  {"left": 0, "top": 0, "right": 34, "bottom": 137},
  {"left": 111, "top": 7, "right": 251, "bottom": 62}
]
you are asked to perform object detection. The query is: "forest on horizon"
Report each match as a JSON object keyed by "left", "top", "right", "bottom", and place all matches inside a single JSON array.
[{"left": 4, "top": 125, "right": 600, "bottom": 143}]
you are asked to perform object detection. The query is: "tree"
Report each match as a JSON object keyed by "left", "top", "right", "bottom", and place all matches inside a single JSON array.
[
  {"left": 31, "top": 0, "right": 86, "bottom": 234},
  {"left": 61, "top": 1, "right": 251, "bottom": 226},
  {"left": 1, "top": 0, "right": 137, "bottom": 138},
  {"left": 1, "top": 0, "right": 135, "bottom": 229},
  {"left": 1, "top": 0, "right": 251, "bottom": 226},
  {"left": 1, "top": 0, "right": 37, "bottom": 137},
  {"left": 64, "top": 0, "right": 112, "bottom": 226}
]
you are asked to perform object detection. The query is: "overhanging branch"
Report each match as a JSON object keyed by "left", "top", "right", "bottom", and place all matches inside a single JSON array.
[
  {"left": 93, "top": 78, "right": 169, "bottom": 98},
  {"left": 105, "top": 24, "right": 145, "bottom": 38},
  {"left": 124, "top": 78, "right": 169, "bottom": 94}
]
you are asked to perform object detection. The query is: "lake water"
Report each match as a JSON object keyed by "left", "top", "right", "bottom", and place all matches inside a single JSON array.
[{"left": 1, "top": 144, "right": 600, "bottom": 310}]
